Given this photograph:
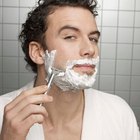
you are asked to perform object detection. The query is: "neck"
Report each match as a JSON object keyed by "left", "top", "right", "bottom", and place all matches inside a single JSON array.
[{"left": 47, "top": 85, "right": 84, "bottom": 123}]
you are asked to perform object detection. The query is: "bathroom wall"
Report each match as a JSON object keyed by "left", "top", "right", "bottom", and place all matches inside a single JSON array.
[{"left": 0, "top": 0, "right": 140, "bottom": 126}]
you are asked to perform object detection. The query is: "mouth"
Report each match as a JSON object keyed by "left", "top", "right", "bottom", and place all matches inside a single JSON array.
[{"left": 73, "top": 64, "right": 95, "bottom": 75}]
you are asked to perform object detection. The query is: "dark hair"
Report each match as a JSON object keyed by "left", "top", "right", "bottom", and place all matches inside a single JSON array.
[{"left": 19, "top": 0, "right": 98, "bottom": 73}]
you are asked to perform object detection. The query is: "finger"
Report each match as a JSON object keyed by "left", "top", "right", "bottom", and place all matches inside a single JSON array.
[
  {"left": 7, "top": 94, "right": 53, "bottom": 120},
  {"left": 21, "top": 114, "right": 45, "bottom": 134},
  {"left": 21, "top": 114, "right": 54, "bottom": 133},
  {"left": 14, "top": 104, "right": 48, "bottom": 122},
  {"left": 5, "top": 85, "right": 48, "bottom": 112}
]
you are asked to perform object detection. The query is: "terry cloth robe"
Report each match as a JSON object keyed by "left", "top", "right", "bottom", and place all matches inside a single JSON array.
[{"left": 0, "top": 82, "right": 140, "bottom": 140}]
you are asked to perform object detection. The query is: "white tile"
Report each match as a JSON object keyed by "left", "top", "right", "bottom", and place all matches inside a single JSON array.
[
  {"left": 131, "top": 76, "right": 140, "bottom": 91},
  {"left": 0, "top": 0, "right": 2, "bottom": 6},
  {"left": 133, "top": 45, "right": 140, "bottom": 60},
  {"left": 20, "top": 0, "right": 37, "bottom": 7},
  {"left": 2, "top": 88, "right": 17, "bottom": 95},
  {"left": 99, "top": 75, "right": 115, "bottom": 90},
  {"left": 0, "top": 89, "right": 3, "bottom": 95},
  {"left": 100, "top": 59, "right": 116, "bottom": 75},
  {"left": 103, "top": 0, "right": 119, "bottom": 10},
  {"left": 102, "top": 27, "right": 117, "bottom": 43},
  {"left": 3, "top": 0, "right": 19, "bottom": 6},
  {"left": 100, "top": 43, "right": 116, "bottom": 59},
  {"left": 96, "top": 10, "right": 102, "bottom": 26},
  {"left": 97, "top": 0, "right": 102, "bottom": 9},
  {"left": 0, "top": 57, "right": 2, "bottom": 72},
  {"left": 118, "top": 28, "right": 133, "bottom": 43},
  {"left": 134, "top": 28, "right": 140, "bottom": 43},
  {"left": 0, "top": 7, "right": 2, "bottom": 23},
  {"left": 119, "top": 0, "right": 135, "bottom": 10},
  {"left": 3, "top": 57, "right": 19, "bottom": 72},
  {"left": 0, "top": 40, "right": 2, "bottom": 56},
  {"left": 115, "top": 76, "right": 130, "bottom": 91},
  {"left": 3, "top": 7, "right": 19, "bottom": 23},
  {"left": 3, "top": 24, "right": 18, "bottom": 40},
  {"left": 19, "top": 8, "right": 31, "bottom": 24},
  {"left": 102, "top": 11, "right": 118, "bottom": 26},
  {"left": 3, "top": 41, "right": 19, "bottom": 56},
  {"left": 117, "top": 44, "right": 132, "bottom": 59},
  {"left": 119, "top": 11, "right": 134, "bottom": 27},
  {"left": 3, "top": 73, "right": 19, "bottom": 88},
  {"left": 19, "top": 57, "right": 29, "bottom": 73},
  {"left": 115, "top": 91, "right": 130, "bottom": 104},
  {"left": 135, "top": 12, "right": 140, "bottom": 27},
  {"left": 136, "top": 0, "right": 140, "bottom": 10},
  {"left": 0, "top": 73, "right": 2, "bottom": 88},
  {"left": 130, "top": 91, "right": 140, "bottom": 107},
  {"left": 0, "top": 24, "right": 2, "bottom": 39},
  {"left": 19, "top": 73, "right": 35, "bottom": 87},
  {"left": 19, "top": 45, "right": 25, "bottom": 56},
  {"left": 116, "top": 60, "right": 131, "bottom": 75},
  {"left": 132, "top": 107, "right": 140, "bottom": 127},
  {"left": 132, "top": 61, "right": 140, "bottom": 75}
]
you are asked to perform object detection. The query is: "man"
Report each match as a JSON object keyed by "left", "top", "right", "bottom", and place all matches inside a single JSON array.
[{"left": 0, "top": 0, "right": 139, "bottom": 140}]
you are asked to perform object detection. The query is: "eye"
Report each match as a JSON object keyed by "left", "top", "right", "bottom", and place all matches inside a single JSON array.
[
  {"left": 89, "top": 37, "right": 98, "bottom": 43},
  {"left": 64, "top": 36, "right": 76, "bottom": 40}
]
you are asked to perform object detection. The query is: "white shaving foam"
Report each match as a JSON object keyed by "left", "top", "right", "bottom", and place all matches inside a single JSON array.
[
  {"left": 44, "top": 50, "right": 99, "bottom": 92},
  {"left": 44, "top": 50, "right": 56, "bottom": 81},
  {"left": 53, "top": 56, "right": 99, "bottom": 92}
]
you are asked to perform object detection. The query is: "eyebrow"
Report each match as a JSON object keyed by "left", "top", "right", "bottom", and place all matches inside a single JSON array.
[
  {"left": 58, "top": 25, "right": 79, "bottom": 34},
  {"left": 58, "top": 25, "right": 100, "bottom": 38},
  {"left": 89, "top": 31, "right": 100, "bottom": 38}
]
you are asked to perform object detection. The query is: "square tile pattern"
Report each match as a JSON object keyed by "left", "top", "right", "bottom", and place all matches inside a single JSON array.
[{"left": 0, "top": 0, "right": 140, "bottom": 127}]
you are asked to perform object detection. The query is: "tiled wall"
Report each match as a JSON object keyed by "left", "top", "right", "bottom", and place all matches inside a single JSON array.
[{"left": 0, "top": 0, "right": 140, "bottom": 125}]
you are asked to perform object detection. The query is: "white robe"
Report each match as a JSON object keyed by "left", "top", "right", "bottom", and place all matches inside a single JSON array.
[{"left": 0, "top": 82, "right": 140, "bottom": 140}]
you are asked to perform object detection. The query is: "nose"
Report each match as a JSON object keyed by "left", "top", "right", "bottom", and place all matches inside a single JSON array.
[{"left": 79, "top": 38, "right": 98, "bottom": 58}]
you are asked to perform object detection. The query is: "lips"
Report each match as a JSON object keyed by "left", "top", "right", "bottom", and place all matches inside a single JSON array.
[
  {"left": 73, "top": 64, "right": 95, "bottom": 75},
  {"left": 75, "top": 64, "right": 94, "bottom": 68}
]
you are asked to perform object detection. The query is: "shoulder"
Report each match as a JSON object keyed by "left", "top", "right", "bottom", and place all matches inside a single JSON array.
[
  {"left": 85, "top": 88, "right": 136, "bottom": 120},
  {"left": 85, "top": 88, "right": 131, "bottom": 112},
  {"left": 85, "top": 88, "right": 140, "bottom": 139}
]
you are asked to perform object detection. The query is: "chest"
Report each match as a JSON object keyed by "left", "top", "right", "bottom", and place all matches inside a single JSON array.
[{"left": 43, "top": 119, "right": 83, "bottom": 140}]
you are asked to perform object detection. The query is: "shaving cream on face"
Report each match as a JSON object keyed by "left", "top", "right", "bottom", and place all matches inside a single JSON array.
[
  {"left": 53, "top": 57, "right": 99, "bottom": 92},
  {"left": 44, "top": 50, "right": 56, "bottom": 81},
  {"left": 44, "top": 50, "right": 99, "bottom": 92}
]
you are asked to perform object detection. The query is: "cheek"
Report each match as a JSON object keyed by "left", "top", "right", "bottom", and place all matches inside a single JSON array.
[
  {"left": 45, "top": 38, "right": 80, "bottom": 68},
  {"left": 54, "top": 48, "right": 76, "bottom": 69},
  {"left": 54, "top": 45, "right": 80, "bottom": 70}
]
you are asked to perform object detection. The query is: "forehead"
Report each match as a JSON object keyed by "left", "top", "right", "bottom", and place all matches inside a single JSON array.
[{"left": 47, "top": 6, "right": 97, "bottom": 32}]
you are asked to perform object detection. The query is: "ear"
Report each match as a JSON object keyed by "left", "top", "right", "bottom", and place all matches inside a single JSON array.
[{"left": 29, "top": 41, "right": 45, "bottom": 65}]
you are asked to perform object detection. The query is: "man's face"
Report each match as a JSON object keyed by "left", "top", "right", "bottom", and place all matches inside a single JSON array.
[{"left": 44, "top": 7, "right": 100, "bottom": 75}]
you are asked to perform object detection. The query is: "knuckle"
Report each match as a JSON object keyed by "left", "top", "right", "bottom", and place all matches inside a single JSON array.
[
  {"left": 4, "top": 104, "right": 10, "bottom": 113},
  {"left": 28, "top": 104, "right": 34, "bottom": 110},
  {"left": 4, "top": 110, "right": 12, "bottom": 121},
  {"left": 10, "top": 119, "right": 18, "bottom": 130},
  {"left": 10, "top": 119, "right": 24, "bottom": 135},
  {"left": 21, "top": 90, "right": 28, "bottom": 97},
  {"left": 25, "top": 96, "right": 33, "bottom": 104}
]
